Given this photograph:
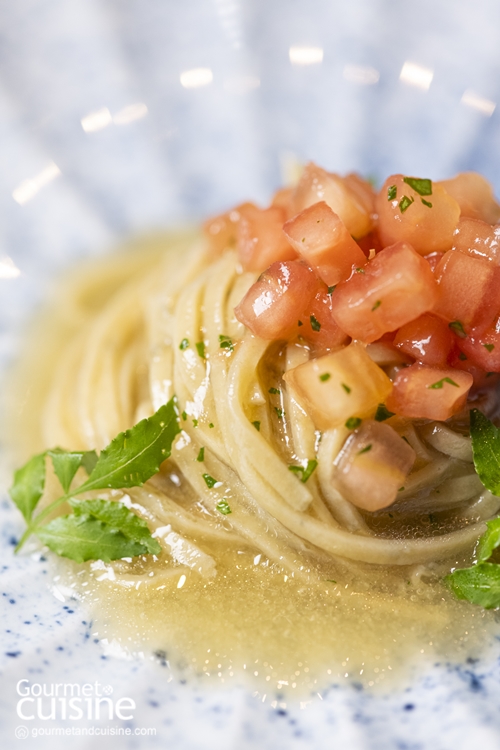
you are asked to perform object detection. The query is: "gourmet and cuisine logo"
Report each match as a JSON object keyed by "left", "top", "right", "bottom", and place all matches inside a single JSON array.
[{"left": 16, "top": 680, "right": 135, "bottom": 721}]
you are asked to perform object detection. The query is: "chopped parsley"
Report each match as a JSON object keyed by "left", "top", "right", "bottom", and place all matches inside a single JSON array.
[
  {"left": 209, "top": 423, "right": 214, "bottom": 429},
  {"left": 327, "top": 286, "right": 336, "bottom": 295},
  {"left": 181, "top": 410, "right": 187, "bottom": 421},
  {"left": 399, "top": 195, "right": 414, "bottom": 213},
  {"left": 310, "top": 314, "right": 321, "bottom": 332},
  {"left": 196, "top": 341, "right": 206, "bottom": 358},
  {"left": 387, "top": 185, "right": 397, "bottom": 201},
  {"left": 345, "top": 417, "right": 362, "bottom": 429},
  {"left": 357, "top": 444, "right": 372, "bottom": 455},
  {"left": 356, "top": 267, "right": 365, "bottom": 274},
  {"left": 459, "top": 352, "right": 468, "bottom": 361},
  {"left": 341, "top": 383, "right": 351, "bottom": 394},
  {"left": 202, "top": 473, "right": 218, "bottom": 489},
  {"left": 421, "top": 198, "right": 433, "bottom": 208},
  {"left": 403, "top": 176, "right": 432, "bottom": 196},
  {"left": 268, "top": 387, "right": 281, "bottom": 395},
  {"left": 192, "top": 419, "right": 198, "bottom": 427},
  {"left": 275, "top": 407, "right": 284, "bottom": 419},
  {"left": 288, "top": 459, "right": 318, "bottom": 483},
  {"left": 196, "top": 447, "right": 205, "bottom": 462},
  {"left": 219, "top": 334, "right": 234, "bottom": 352},
  {"left": 449, "top": 320, "right": 467, "bottom": 338},
  {"left": 252, "top": 421, "right": 261, "bottom": 431},
  {"left": 179, "top": 338, "right": 189, "bottom": 350},
  {"left": 216, "top": 499, "right": 232, "bottom": 515},
  {"left": 371, "top": 300, "right": 382, "bottom": 311},
  {"left": 298, "top": 319, "right": 303, "bottom": 327},
  {"left": 428, "top": 377, "right": 459, "bottom": 389},
  {"left": 484, "top": 343, "right": 495, "bottom": 352},
  {"left": 319, "top": 373, "right": 331, "bottom": 382},
  {"left": 375, "top": 404, "right": 395, "bottom": 422}
]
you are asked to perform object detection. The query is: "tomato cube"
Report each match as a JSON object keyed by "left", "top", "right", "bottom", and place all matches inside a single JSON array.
[
  {"left": 330, "top": 241, "right": 438, "bottom": 343},
  {"left": 234, "top": 260, "right": 317, "bottom": 340},
  {"left": 335, "top": 420, "right": 416, "bottom": 511},
  {"left": 385, "top": 363, "right": 473, "bottom": 420},
  {"left": 447, "top": 345, "right": 496, "bottom": 387},
  {"left": 271, "top": 186, "right": 295, "bottom": 218},
  {"left": 237, "top": 204, "right": 296, "bottom": 271},
  {"left": 452, "top": 217, "right": 500, "bottom": 264},
  {"left": 433, "top": 250, "right": 500, "bottom": 330},
  {"left": 438, "top": 172, "right": 500, "bottom": 225},
  {"left": 203, "top": 202, "right": 253, "bottom": 255},
  {"left": 376, "top": 174, "right": 460, "bottom": 255},
  {"left": 457, "top": 322, "right": 500, "bottom": 372},
  {"left": 283, "top": 342, "right": 393, "bottom": 430},
  {"left": 300, "top": 282, "right": 349, "bottom": 355},
  {"left": 424, "top": 252, "right": 444, "bottom": 273},
  {"left": 283, "top": 201, "right": 367, "bottom": 285},
  {"left": 291, "top": 162, "right": 373, "bottom": 239},
  {"left": 394, "top": 313, "right": 453, "bottom": 366}
]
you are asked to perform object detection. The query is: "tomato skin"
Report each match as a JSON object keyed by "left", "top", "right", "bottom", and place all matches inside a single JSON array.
[
  {"left": 394, "top": 314, "right": 453, "bottom": 366},
  {"left": 447, "top": 345, "right": 496, "bottom": 388},
  {"left": 300, "top": 282, "right": 349, "bottom": 355},
  {"left": 357, "top": 231, "right": 383, "bottom": 258},
  {"left": 452, "top": 217, "right": 500, "bottom": 264},
  {"left": 433, "top": 250, "right": 500, "bottom": 331},
  {"left": 330, "top": 241, "right": 438, "bottom": 343},
  {"left": 234, "top": 260, "right": 317, "bottom": 340},
  {"left": 291, "top": 162, "right": 373, "bottom": 239},
  {"left": 237, "top": 204, "right": 296, "bottom": 272},
  {"left": 376, "top": 174, "right": 460, "bottom": 255},
  {"left": 456, "top": 323, "right": 500, "bottom": 373},
  {"left": 385, "top": 363, "right": 473, "bottom": 420},
  {"left": 283, "top": 201, "right": 367, "bottom": 285},
  {"left": 283, "top": 342, "right": 392, "bottom": 430},
  {"left": 437, "top": 173, "right": 500, "bottom": 225},
  {"left": 424, "top": 252, "right": 444, "bottom": 273}
]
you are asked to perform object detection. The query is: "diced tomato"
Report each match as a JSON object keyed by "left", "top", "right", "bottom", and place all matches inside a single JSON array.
[
  {"left": 394, "top": 314, "right": 453, "bottom": 366},
  {"left": 452, "top": 217, "right": 500, "bottom": 264},
  {"left": 203, "top": 202, "right": 253, "bottom": 255},
  {"left": 237, "top": 204, "right": 296, "bottom": 272},
  {"left": 234, "top": 260, "right": 317, "bottom": 340},
  {"left": 291, "top": 162, "right": 373, "bottom": 239},
  {"left": 283, "top": 342, "right": 393, "bottom": 430},
  {"left": 376, "top": 174, "right": 460, "bottom": 254},
  {"left": 271, "top": 186, "right": 295, "bottom": 219},
  {"left": 424, "top": 252, "right": 444, "bottom": 273},
  {"left": 456, "top": 321, "right": 500, "bottom": 373},
  {"left": 385, "top": 363, "right": 473, "bottom": 420},
  {"left": 433, "top": 250, "right": 500, "bottom": 331},
  {"left": 335, "top": 420, "right": 416, "bottom": 512},
  {"left": 356, "top": 231, "right": 383, "bottom": 258},
  {"left": 283, "top": 201, "right": 367, "bottom": 285},
  {"left": 343, "top": 173, "right": 377, "bottom": 218},
  {"left": 448, "top": 345, "right": 497, "bottom": 388},
  {"left": 300, "top": 282, "right": 349, "bottom": 355},
  {"left": 330, "top": 241, "right": 438, "bottom": 343},
  {"left": 438, "top": 173, "right": 500, "bottom": 224}
]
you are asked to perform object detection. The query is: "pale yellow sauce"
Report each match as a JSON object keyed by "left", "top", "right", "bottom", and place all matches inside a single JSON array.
[{"left": 2, "top": 234, "right": 497, "bottom": 697}]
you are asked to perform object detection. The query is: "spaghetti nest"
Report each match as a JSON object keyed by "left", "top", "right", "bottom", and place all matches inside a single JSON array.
[{"left": 41, "top": 235, "right": 500, "bottom": 583}]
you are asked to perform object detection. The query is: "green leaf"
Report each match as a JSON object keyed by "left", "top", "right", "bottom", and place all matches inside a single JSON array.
[
  {"left": 399, "top": 195, "right": 414, "bottom": 213},
  {"left": 403, "top": 176, "right": 432, "bottom": 196},
  {"left": 252, "top": 421, "right": 261, "bottom": 431},
  {"left": 387, "top": 185, "right": 397, "bottom": 201},
  {"left": 288, "top": 459, "right": 318, "bottom": 483},
  {"left": 9, "top": 453, "right": 46, "bottom": 522},
  {"left": 445, "top": 562, "right": 500, "bottom": 609},
  {"left": 77, "top": 398, "right": 180, "bottom": 493},
  {"left": 374, "top": 404, "right": 395, "bottom": 422},
  {"left": 477, "top": 517, "right": 500, "bottom": 563},
  {"left": 219, "top": 335, "right": 234, "bottom": 352},
  {"left": 48, "top": 449, "right": 86, "bottom": 493},
  {"left": 81, "top": 450, "right": 98, "bottom": 475},
  {"left": 345, "top": 417, "right": 362, "bottom": 429},
  {"left": 470, "top": 409, "right": 500, "bottom": 495},
  {"left": 216, "top": 500, "right": 232, "bottom": 515},
  {"left": 203, "top": 473, "right": 219, "bottom": 489},
  {"left": 421, "top": 198, "right": 433, "bottom": 208},
  {"left": 179, "top": 338, "right": 189, "bottom": 350},
  {"left": 70, "top": 498, "right": 161, "bottom": 554},
  {"left": 428, "top": 377, "right": 459, "bottom": 390},
  {"left": 196, "top": 447, "right": 205, "bottom": 462},
  {"left": 319, "top": 373, "right": 331, "bottom": 382},
  {"left": 310, "top": 314, "right": 321, "bottom": 332},
  {"left": 36, "top": 514, "right": 150, "bottom": 563},
  {"left": 196, "top": 341, "right": 206, "bottom": 358},
  {"left": 449, "top": 320, "right": 467, "bottom": 338}
]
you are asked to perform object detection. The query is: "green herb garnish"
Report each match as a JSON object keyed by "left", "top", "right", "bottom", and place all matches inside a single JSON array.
[
  {"left": 403, "top": 176, "right": 432, "bottom": 196},
  {"left": 298, "top": 320, "right": 303, "bottom": 327},
  {"left": 319, "top": 373, "right": 331, "bottom": 382},
  {"left": 371, "top": 300, "right": 381, "bottom": 311},
  {"left": 310, "top": 315, "right": 321, "bottom": 332},
  {"left": 374, "top": 404, "right": 395, "bottom": 422},
  {"left": 275, "top": 407, "right": 284, "bottom": 419},
  {"left": 484, "top": 343, "right": 495, "bottom": 352},
  {"left": 357, "top": 444, "right": 372, "bottom": 455},
  {"left": 269, "top": 387, "right": 281, "bottom": 395},
  {"left": 196, "top": 447, "right": 205, "bottom": 462},
  {"left": 387, "top": 185, "right": 397, "bottom": 201},
  {"left": 219, "top": 334, "right": 234, "bottom": 352},
  {"left": 252, "top": 421, "right": 261, "bottom": 431},
  {"left": 399, "top": 195, "right": 414, "bottom": 213},
  {"left": 449, "top": 320, "right": 467, "bottom": 338},
  {"left": 196, "top": 341, "right": 206, "bottom": 358},
  {"left": 288, "top": 459, "right": 318, "bottom": 483},
  {"left": 428, "top": 377, "right": 459, "bottom": 389},
  {"left": 216, "top": 499, "right": 232, "bottom": 515},
  {"left": 202, "top": 473, "right": 219, "bottom": 489},
  {"left": 459, "top": 352, "right": 468, "bottom": 361},
  {"left": 345, "top": 417, "right": 362, "bottom": 429},
  {"left": 209, "top": 423, "right": 214, "bottom": 429},
  {"left": 327, "top": 286, "right": 336, "bottom": 295},
  {"left": 421, "top": 199, "right": 433, "bottom": 208},
  {"left": 11, "top": 400, "right": 180, "bottom": 560},
  {"left": 179, "top": 338, "right": 189, "bottom": 351},
  {"left": 341, "top": 383, "right": 351, "bottom": 394}
]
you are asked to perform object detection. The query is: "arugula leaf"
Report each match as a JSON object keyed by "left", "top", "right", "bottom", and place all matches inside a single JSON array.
[
  {"left": 48, "top": 449, "right": 86, "bottom": 493},
  {"left": 70, "top": 498, "right": 161, "bottom": 554},
  {"left": 78, "top": 400, "right": 180, "bottom": 493},
  {"left": 445, "top": 563, "right": 500, "bottom": 609},
  {"left": 36, "top": 515, "right": 151, "bottom": 563},
  {"left": 9, "top": 453, "right": 46, "bottom": 522},
  {"left": 477, "top": 517, "right": 500, "bottom": 563},
  {"left": 470, "top": 408, "right": 500, "bottom": 495}
]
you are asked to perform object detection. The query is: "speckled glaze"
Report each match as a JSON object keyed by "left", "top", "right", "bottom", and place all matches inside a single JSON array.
[{"left": 2, "top": 2, "right": 500, "bottom": 747}]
